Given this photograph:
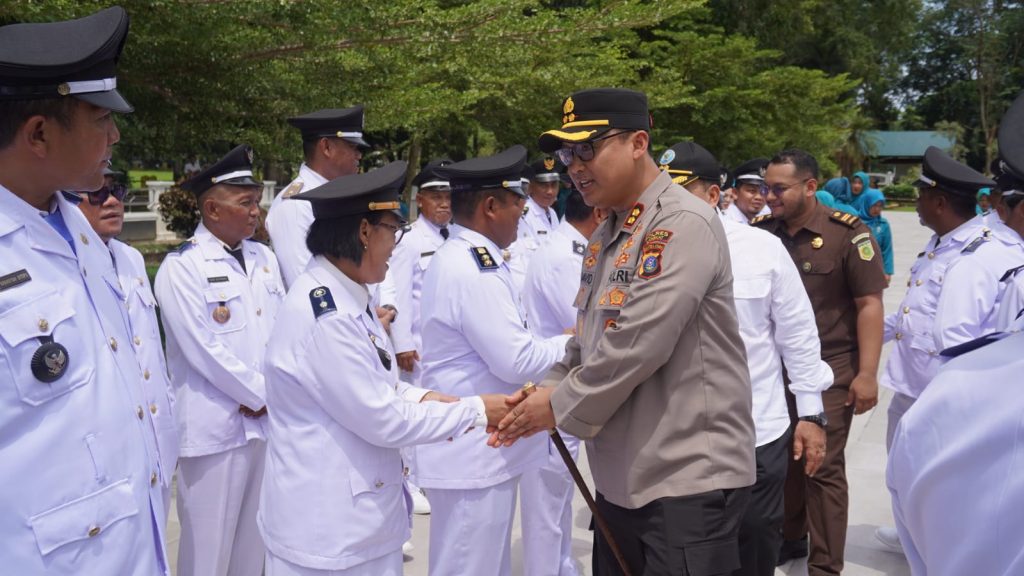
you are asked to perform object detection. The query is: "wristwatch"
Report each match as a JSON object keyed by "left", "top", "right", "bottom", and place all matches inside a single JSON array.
[{"left": 799, "top": 412, "right": 828, "bottom": 428}]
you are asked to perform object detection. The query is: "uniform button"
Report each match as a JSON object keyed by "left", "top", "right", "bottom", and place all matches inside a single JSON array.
[
  {"left": 916, "top": 279, "right": 923, "bottom": 286},
  {"left": 143, "top": 369, "right": 151, "bottom": 380},
  {"left": 263, "top": 266, "right": 270, "bottom": 273},
  {"left": 374, "top": 480, "right": 384, "bottom": 489},
  {"left": 151, "top": 472, "right": 158, "bottom": 486},
  {"left": 137, "top": 277, "right": 144, "bottom": 286},
  {"left": 80, "top": 233, "right": 89, "bottom": 246},
  {"left": 88, "top": 526, "right": 101, "bottom": 537},
  {"left": 219, "top": 292, "right": 226, "bottom": 299},
  {"left": 38, "top": 318, "right": 49, "bottom": 332},
  {"left": 133, "top": 336, "right": 142, "bottom": 346},
  {"left": 150, "top": 403, "right": 158, "bottom": 415},
  {"left": 903, "top": 306, "right": 910, "bottom": 314},
  {"left": 109, "top": 337, "right": 118, "bottom": 352},
  {"left": 256, "top": 308, "right": 262, "bottom": 317},
  {"left": 928, "top": 252, "right": 935, "bottom": 259},
  {"left": 895, "top": 333, "right": 903, "bottom": 340},
  {"left": 136, "top": 406, "right": 144, "bottom": 420}
]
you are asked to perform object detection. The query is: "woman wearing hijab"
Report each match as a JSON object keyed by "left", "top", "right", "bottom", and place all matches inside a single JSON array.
[
  {"left": 822, "top": 177, "right": 859, "bottom": 215},
  {"left": 858, "top": 187, "right": 893, "bottom": 285},
  {"left": 851, "top": 171, "right": 875, "bottom": 213}
]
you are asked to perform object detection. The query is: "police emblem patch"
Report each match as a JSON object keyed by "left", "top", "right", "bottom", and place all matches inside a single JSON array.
[
  {"left": 857, "top": 240, "right": 875, "bottom": 261},
  {"left": 658, "top": 149, "right": 676, "bottom": 165},
  {"left": 309, "top": 286, "right": 337, "bottom": 318}
]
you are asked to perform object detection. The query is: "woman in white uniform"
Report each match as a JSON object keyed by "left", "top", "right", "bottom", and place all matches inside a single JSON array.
[{"left": 258, "top": 161, "right": 506, "bottom": 575}]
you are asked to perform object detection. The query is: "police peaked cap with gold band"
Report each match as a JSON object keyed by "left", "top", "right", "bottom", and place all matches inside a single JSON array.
[
  {"left": 0, "top": 6, "right": 132, "bottom": 113},
  {"left": 412, "top": 157, "right": 453, "bottom": 190},
  {"left": 538, "top": 88, "right": 652, "bottom": 153},
  {"left": 733, "top": 158, "right": 769, "bottom": 185},
  {"left": 658, "top": 141, "right": 724, "bottom": 187},
  {"left": 914, "top": 146, "right": 995, "bottom": 197},
  {"left": 522, "top": 155, "right": 565, "bottom": 183},
  {"left": 295, "top": 160, "right": 407, "bottom": 220},
  {"left": 437, "top": 145, "right": 528, "bottom": 198},
  {"left": 994, "top": 90, "right": 1024, "bottom": 196},
  {"left": 287, "top": 106, "right": 368, "bottom": 148},
  {"left": 181, "top": 145, "right": 260, "bottom": 197}
]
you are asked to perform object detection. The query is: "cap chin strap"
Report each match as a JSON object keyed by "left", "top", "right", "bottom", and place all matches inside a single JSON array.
[{"left": 59, "top": 77, "right": 117, "bottom": 96}]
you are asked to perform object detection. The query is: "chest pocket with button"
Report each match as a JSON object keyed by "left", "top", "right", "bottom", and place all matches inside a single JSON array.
[
  {"left": 203, "top": 284, "right": 247, "bottom": 334},
  {"left": 0, "top": 290, "right": 94, "bottom": 406}
]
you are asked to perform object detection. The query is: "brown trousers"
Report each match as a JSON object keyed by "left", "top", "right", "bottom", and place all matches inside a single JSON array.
[{"left": 783, "top": 353, "right": 856, "bottom": 576}]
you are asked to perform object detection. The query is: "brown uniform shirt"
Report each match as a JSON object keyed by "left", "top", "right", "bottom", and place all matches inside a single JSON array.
[
  {"left": 545, "top": 171, "right": 756, "bottom": 509},
  {"left": 753, "top": 203, "right": 886, "bottom": 378}
]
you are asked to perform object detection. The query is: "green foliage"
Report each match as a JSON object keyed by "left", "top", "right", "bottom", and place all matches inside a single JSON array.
[
  {"left": 156, "top": 187, "right": 199, "bottom": 238},
  {"left": 883, "top": 182, "right": 917, "bottom": 202}
]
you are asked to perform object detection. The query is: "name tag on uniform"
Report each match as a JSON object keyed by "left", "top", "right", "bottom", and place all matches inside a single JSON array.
[
  {"left": 0, "top": 269, "right": 31, "bottom": 292},
  {"left": 207, "top": 276, "right": 230, "bottom": 283},
  {"left": 420, "top": 251, "right": 435, "bottom": 258}
]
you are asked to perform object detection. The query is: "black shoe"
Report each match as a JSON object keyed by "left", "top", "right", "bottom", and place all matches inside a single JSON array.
[{"left": 776, "top": 536, "right": 808, "bottom": 566}]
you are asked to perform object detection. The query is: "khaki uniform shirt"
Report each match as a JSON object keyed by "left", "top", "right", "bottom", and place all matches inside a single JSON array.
[
  {"left": 545, "top": 172, "right": 756, "bottom": 509},
  {"left": 753, "top": 203, "right": 886, "bottom": 384}
]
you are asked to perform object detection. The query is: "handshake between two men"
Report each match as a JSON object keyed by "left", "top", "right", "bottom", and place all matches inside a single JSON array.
[{"left": 423, "top": 384, "right": 557, "bottom": 447}]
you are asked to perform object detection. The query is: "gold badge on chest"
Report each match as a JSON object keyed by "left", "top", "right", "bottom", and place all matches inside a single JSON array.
[{"left": 212, "top": 303, "right": 231, "bottom": 324}]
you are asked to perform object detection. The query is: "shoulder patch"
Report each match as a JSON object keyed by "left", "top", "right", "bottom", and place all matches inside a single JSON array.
[
  {"left": 830, "top": 210, "right": 860, "bottom": 228},
  {"left": 644, "top": 229, "right": 673, "bottom": 244},
  {"left": 851, "top": 232, "right": 871, "bottom": 245},
  {"left": 470, "top": 246, "right": 498, "bottom": 271},
  {"left": 309, "top": 286, "right": 337, "bottom": 318},
  {"left": 961, "top": 235, "right": 988, "bottom": 254},
  {"left": 1001, "top": 264, "right": 1024, "bottom": 282},
  {"left": 572, "top": 241, "right": 586, "bottom": 256},
  {"left": 281, "top": 180, "right": 304, "bottom": 199},
  {"left": 750, "top": 214, "right": 773, "bottom": 226}
]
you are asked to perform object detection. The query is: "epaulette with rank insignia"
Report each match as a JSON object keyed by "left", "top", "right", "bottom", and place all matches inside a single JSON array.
[
  {"left": 281, "top": 180, "right": 304, "bottom": 199},
  {"left": 830, "top": 211, "right": 860, "bottom": 228},
  {"left": 309, "top": 286, "right": 337, "bottom": 319},
  {"left": 470, "top": 246, "right": 498, "bottom": 271},
  {"left": 174, "top": 238, "right": 197, "bottom": 253},
  {"left": 961, "top": 234, "right": 989, "bottom": 254},
  {"left": 750, "top": 214, "right": 773, "bottom": 226},
  {"left": 572, "top": 241, "right": 586, "bottom": 256},
  {"left": 1001, "top": 264, "right": 1024, "bottom": 282}
]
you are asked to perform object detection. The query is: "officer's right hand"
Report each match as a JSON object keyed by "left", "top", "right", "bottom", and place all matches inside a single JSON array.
[{"left": 397, "top": 350, "right": 419, "bottom": 373}]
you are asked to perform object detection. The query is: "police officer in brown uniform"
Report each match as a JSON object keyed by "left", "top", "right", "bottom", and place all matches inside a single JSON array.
[
  {"left": 492, "top": 88, "right": 756, "bottom": 575},
  {"left": 753, "top": 149, "right": 885, "bottom": 576}
]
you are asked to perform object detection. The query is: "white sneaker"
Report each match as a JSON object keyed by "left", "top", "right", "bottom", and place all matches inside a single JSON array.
[
  {"left": 411, "top": 487, "right": 431, "bottom": 515},
  {"left": 874, "top": 526, "right": 905, "bottom": 554},
  {"left": 402, "top": 540, "right": 414, "bottom": 555}
]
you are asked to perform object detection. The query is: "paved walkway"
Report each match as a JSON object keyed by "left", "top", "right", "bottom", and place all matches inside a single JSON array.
[{"left": 164, "top": 210, "right": 930, "bottom": 575}]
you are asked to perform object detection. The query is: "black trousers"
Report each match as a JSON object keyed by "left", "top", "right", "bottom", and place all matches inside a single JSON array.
[
  {"left": 593, "top": 486, "right": 751, "bottom": 576},
  {"left": 733, "top": 429, "right": 791, "bottom": 576}
]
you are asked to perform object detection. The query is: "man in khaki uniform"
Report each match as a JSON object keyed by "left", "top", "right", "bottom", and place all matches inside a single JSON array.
[
  {"left": 754, "top": 149, "right": 885, "bottom": 576},
  {"left": 493, "top": 88, "right": 756, "bottom": 575}
]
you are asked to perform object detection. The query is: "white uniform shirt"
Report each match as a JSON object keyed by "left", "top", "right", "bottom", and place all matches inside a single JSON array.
[
  {"left": 0, "top": 188, "right": 166, "bottom": 574},
  {"left": 378, "top": 217, "right": 450, "bottom": 381},
  {"left": 259, "top": 256, "right": 482, "bottom": 571},
  {"left": 722, "top": 217, "right": 832, "bottom": 445},
  {"left": 882, "top": 217, "right": 1024, "bottom": 398},
  {"left": 110, "top": 239, "right": 179, "bottom": 489},
  {"left": 724, "top": 202, "right": 770, "bottom": 225},
  {"left": 508, "top": 197, "right": 560, "bottom": 294},
  {"left": 887, "top": 332, "right": 1024, "bottom": 575},
  {"left": 522, "top": 220, "right": 586, "bottom": 338},
  {"left": 988, "top": 220, "right": 1024, "bottom": 332},
  {"left": 415, "top": 228, "right": 571, "bottom": 489},
  {"left": 265, "top": 163, "right": 328, "bottom": 289},
  {"left": 154, "top": 223, "right": 284, "bottom": 457}
]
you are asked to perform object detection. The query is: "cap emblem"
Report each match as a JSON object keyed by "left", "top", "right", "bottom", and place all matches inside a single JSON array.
[
  {"left": 57, "top": 83, "right": 70, "bottom": 96},
  {"left": 544, "top": 157, "right": 555, "bottom": 171},
  {"left": 659, "top": 149, "right": 676, "bottom": 165},
  {"left": 563, "top": 97, "right": 575, "bottom": 115}
]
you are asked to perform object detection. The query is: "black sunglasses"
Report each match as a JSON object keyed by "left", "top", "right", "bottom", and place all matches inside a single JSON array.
[{"left": 86, "top": 184, "right": 128, "bottom": 206}]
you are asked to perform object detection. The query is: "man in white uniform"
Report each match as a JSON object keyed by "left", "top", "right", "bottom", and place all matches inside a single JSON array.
[
  {"left": 0, "top": 8, "right": 170, "bottom": 574},
  {"left": 508, "top": 155, "right": 564, "bottom": 292},
  {"left": 415, "top": 146, "right": 572, "bottom": 576},
  {"left": 266, "top": 106, "right": 366, "bottom": 288},
  {"left": 76, "top": 168, "right": 180, "bottom": 517},
  {"left": 886, "top": 331, "right": 1024, "bottom": 575},
  {"left": 722, "top": 157, "right": 772, "bottom": 224},
  {"left": 519, "top": 188, "right": 605, "bottom": 576},
  {"left": 663, "top": 142, "right": 833, "bottom": 576},
  {"left": 990, "top": 92, "right": 1024, "bottom": 332},
  {"left": 155, "top": 145, "right": 285, "bottom": 576}
]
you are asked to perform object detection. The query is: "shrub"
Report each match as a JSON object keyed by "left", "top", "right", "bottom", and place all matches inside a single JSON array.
[{"left": 157, "top": 187, "right": 200, "bottom": 238}]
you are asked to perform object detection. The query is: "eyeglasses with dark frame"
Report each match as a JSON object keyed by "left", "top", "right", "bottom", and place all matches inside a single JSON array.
[
  {"left": 766, "top": 178, "right": 811, "bottom": 197},
  {"left": 375, "top": 221, "right": 411, "bottom": 245},
  {"left": 554, "top": 130, "right": 634, "bottom": 166},
  {"left": 85, "top": 184, "right": 128, "bottom": 206}
]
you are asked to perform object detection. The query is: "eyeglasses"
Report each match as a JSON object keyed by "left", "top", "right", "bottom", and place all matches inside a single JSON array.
[
  {"left": 554, "top": 130, "right": 633, "bottom": 165},
  {"left": 86, "top": 184, "right": 128, "bottom": 206},
  {"left": 766, "top": 179, "right": 810, "bottom": 197},
  {"left": 376, "top": 221, "right": 411, "bottom": 245}
]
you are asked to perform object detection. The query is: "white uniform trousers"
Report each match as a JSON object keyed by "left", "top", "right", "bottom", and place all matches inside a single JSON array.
[
  {"left": 265, "top": 550, "right": 402, "bottom": 576},
  {"left": 885, "top": 391, "right": 916, "bottom": 451},
  {"left": 177, "top": 439, "right": 267, "bottom": 576},
  {"left": 520, "top": 437, "right": 581, "bottom": 576},
  {"left": 428, "top": 477, "right": 520, "bottom": 576}
]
